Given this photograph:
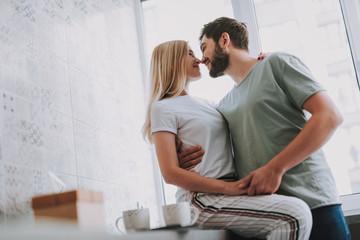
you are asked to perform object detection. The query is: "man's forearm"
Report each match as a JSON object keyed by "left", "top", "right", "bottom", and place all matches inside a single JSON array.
[{"left": 268, "top": 108, "right": 342, "bottom": 174}]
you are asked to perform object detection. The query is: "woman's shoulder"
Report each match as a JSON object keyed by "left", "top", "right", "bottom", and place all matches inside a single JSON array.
[
  {"left": 151, "top": 99, "right": 168, "bottom": 115},
  {"left": 191, "top": 95, "right": 216, "bottom": 106},
  {"left": 152, "top": 96, "right": 187, "bottom": 112}
]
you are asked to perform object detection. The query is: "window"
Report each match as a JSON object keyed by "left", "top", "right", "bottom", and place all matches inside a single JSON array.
[
  {"left": 339, "top": 0, "right": 360, "bottom": 91},
  {"left": 142, "top": 0, "right": 360, "bottom": 214},
  {"left": 235, "top": 0, "right": 360, "bottom": 215}
]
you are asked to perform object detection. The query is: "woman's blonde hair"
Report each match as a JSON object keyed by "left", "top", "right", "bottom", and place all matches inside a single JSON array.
[{"left": 142, "top": 40, "right": 189, "bottom": 143}]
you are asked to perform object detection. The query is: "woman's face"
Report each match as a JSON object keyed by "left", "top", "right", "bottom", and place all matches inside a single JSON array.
[{"left": 186, "top": 49, "right": 201, "bottom": 83}]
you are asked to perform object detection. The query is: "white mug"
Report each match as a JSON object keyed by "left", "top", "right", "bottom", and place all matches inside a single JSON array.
[
  {"left": 116, "top": 208, "right": 150, "bottom": 233},
  {"left": 162, "top": 202, "right": 194, "bottom": 227}
]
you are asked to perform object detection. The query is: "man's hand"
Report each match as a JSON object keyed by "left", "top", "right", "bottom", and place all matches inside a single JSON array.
[
  {"left": 176, "top": 138, "right": 204, "bottom": 170},
  {"left": 238, "top": 164, "right": 284, "bottom": 196}
]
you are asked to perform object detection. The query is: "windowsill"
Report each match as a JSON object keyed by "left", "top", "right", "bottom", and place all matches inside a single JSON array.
[{"left": 340, "top": 193, "right": 360, "bottom": 216}]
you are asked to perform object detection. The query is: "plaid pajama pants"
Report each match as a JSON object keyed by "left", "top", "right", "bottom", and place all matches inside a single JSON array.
[{"left": 179, "top": 192, "right": 312, "bottom": 240}]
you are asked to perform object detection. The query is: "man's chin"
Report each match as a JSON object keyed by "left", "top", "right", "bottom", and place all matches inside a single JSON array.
[{"left": 209, "top": 70, "right": 225, "bottom": 78}]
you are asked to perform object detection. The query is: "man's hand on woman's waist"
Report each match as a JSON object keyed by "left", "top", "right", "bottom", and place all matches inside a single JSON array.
[{"left": 176, "top": 138, "right": 204, "bottom": 170}]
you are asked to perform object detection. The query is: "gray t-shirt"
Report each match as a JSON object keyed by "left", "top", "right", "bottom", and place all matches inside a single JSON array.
[
  {"left": 151, "top": 95, "right": 237, "bottom": 201},
  {"left": 217, "top": 52, "right": 340, "bottom": 209}
]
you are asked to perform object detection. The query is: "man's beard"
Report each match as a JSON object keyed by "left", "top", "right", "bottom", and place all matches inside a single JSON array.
[{"left": 209, "top": 43, "right": 230, "bottom": 78}]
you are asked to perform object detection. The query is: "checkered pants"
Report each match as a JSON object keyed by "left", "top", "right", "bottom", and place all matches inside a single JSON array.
[{"left": 179, "top": 192, "right": 312, "bottom": 240}]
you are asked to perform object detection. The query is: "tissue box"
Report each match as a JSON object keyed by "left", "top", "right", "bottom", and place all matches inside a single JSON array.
[{"left": 31, "top": 189, "right": 105, "bottom": 229}]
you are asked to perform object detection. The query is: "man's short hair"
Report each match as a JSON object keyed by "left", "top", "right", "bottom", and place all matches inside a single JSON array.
[{"left": 199, "top": 17, "right": 249, "bottom": 50}]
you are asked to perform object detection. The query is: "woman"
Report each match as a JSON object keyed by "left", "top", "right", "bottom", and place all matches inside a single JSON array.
[{"left": 143, "top": 40, "right": 312, "bottom": 240}]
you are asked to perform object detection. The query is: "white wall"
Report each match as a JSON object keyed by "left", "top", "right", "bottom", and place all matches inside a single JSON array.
[{"left": 0, "top": 0, "right": 159, "bottom": 232}]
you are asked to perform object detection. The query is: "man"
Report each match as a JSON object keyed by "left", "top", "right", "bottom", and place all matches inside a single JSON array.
[{"left": 178, "top": 17, "right": 350, "bottom": 239}]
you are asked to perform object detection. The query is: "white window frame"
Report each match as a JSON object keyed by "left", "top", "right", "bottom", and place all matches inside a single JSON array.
[
  {"left": 231, "top": 0, "right": 261, "bottom": 57},
  {"left": 339, "top": 0, "right": 360, "bottom": 90},
  {"left": 231, "top": 0, "right": 360, "bottom": 217},
  {"left": 135, "top": 0, "right": 166, "bottom": 227}
]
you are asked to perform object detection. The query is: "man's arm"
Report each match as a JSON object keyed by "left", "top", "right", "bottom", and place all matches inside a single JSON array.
[
  {"left": 176, "top": 138, "right": 204, "bottom": 170},
  {"left": 240, "top": 90, "right": 343, "bottom": 196}
]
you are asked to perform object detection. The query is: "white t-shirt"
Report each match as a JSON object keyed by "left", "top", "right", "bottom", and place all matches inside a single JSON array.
[{"left": 151, "top": 95, "right": 237, "bottom": 200}]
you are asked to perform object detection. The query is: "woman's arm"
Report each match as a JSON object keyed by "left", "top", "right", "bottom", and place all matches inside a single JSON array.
[{"left": 153, "top": 131, "right": 246, "bottom": 196}]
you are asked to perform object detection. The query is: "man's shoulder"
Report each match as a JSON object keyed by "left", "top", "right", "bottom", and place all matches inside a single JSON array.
[
  {"left": 265, "top": 51, "right": 295, "bottom": 63},
  {"left": 217, "top": 87, "right": 237, "bottom": 111},
  {"left": 262, "top": 51, "right": 303, "bottom": 74}
]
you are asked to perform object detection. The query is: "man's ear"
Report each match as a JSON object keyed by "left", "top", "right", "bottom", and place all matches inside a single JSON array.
[{"left": 219, "top": 32, "right": 230, "bottom": 48}]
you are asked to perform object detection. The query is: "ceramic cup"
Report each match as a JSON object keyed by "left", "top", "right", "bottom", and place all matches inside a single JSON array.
[
  {"left": 115, "top": 208, "right": 150, "bottom": 233},
  {"left": 162, "top": 202, "right": 192, "bottom": 227}
]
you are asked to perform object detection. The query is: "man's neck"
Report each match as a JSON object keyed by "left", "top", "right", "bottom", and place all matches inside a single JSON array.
[{"left": 226, "top": 49, "right": 259, "bottom": 85}]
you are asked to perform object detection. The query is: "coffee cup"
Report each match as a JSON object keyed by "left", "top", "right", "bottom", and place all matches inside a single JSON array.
[
  {"left": 162, "top": 202, "right": 193, "bottom": 227},
  {"left": 115, "top": 208, "right": 150, "bottom": 233}
]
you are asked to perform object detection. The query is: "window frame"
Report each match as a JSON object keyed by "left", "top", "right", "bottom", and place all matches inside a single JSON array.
[{"left": 339, "top": 0, "right": 360, "bottom": 90}]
